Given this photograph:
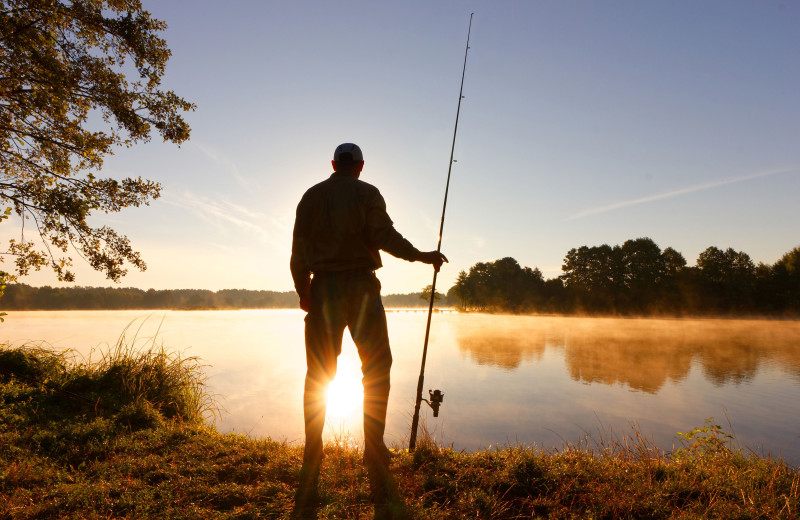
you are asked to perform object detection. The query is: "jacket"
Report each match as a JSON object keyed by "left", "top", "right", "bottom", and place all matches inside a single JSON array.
[{"left": 290, "top": 172, "right": 421, "bottom": 299}]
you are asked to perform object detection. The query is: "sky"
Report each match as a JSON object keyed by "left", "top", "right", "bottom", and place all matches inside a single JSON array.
[{"left": 10, "top": 0, "right": 800, "bottom": 295}]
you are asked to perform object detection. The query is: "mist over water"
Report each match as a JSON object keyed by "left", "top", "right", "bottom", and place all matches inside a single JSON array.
[
  {"left": 3, "top": 311, "right": 800, "bottom": 463},
  {"left": 445, "top": 315, "right": 800, "bottom": 461},
  {"left": 456, "top": 316, "right": 800, "bottom": 391}
]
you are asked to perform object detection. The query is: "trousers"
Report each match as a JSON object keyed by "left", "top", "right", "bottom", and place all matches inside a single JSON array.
[{"left": 303, "top": 269, "right": 393, "bottom": 465}]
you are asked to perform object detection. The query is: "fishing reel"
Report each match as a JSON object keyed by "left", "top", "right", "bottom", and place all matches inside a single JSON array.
[{"left": 422, "top": 389, "right": 444, "bottom": 417}]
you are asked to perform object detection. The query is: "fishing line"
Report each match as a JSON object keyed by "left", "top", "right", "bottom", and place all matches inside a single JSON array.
[{"left": 409, "top": 13, "right": 474, "bottom": 452}]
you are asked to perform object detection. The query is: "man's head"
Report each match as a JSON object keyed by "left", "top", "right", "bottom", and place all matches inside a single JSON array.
[{"left": 332, "top": 143, "right": 364, "bottom": 177}]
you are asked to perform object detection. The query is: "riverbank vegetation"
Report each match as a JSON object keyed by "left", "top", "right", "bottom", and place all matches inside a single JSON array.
[{"left": 2, "top": 343, "right": 798, "bottom": 519}]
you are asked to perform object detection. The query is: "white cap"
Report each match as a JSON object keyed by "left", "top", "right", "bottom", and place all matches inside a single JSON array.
[{"left": 333, "top": 143, "right": 363, "bottom": 162}]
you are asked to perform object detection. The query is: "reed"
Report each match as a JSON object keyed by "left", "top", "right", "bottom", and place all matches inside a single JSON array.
[{"left": 0, "top": 320, "right": 217, "bottom": 426}]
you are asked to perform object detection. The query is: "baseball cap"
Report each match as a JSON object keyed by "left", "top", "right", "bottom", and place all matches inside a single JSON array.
[{"left": 333, "top": 143, "right": 363, "bottom": 162}]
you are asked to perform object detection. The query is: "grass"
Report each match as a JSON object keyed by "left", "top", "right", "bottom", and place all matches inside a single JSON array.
[{"left": 2, "top": 342, "right": 799, "bottom": 519}]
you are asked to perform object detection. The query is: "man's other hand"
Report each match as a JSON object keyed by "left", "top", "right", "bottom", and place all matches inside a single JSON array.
[
  {"left": 418, "top": 251, "right": 449, "bottom": 272},
  {"left": 299, "top": 296, "right": 311, "bottom": 312}
]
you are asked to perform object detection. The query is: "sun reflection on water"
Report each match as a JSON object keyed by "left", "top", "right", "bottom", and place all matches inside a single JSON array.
[
  {"left": 325, "top": 352, "right": 364, "bottom": 420},
  {"left": 326, "top": 373, "right": 363, "bottom": 418}
]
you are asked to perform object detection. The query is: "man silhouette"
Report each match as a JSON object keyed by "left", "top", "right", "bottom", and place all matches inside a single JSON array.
[{"left": 290, "top": 143, "right": 446, "bottom": 508}]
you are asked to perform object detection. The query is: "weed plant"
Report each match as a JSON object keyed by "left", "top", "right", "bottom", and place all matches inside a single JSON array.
[
  {"left": 2, "top": 342, "right": 799, "bottom": 519},
  {"left": 0, "top": 322, "right": 216, "bottom": 427}
]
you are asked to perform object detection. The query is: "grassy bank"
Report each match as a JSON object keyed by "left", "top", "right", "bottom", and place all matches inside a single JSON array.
[{"left": 1, "top": 343, "right": 798, "bottom": 520}]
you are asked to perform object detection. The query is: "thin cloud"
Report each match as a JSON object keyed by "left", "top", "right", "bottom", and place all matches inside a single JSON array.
[
  {"left": 566, "top": 167, "right": 797, "bottom": 221},
  {"left": 189, "top": 141, "right": 250, "bottom": 188},
  {"left": 163, "top": 192, "right": 288, "bottom": 252}
]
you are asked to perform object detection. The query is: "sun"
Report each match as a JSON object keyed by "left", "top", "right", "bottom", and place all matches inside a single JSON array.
[{"left": 325, "top": 366, "right": 364, "bottom": 419}]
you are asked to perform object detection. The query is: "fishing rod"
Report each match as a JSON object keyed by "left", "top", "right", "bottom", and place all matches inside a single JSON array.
[{"left": 409, "top": 13, "right": 474, "bottom": 452}]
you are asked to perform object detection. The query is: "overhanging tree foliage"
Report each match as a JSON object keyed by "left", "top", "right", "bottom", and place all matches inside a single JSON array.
[{"left": 0, "top": 0, "right": 193, "bottom": 286}]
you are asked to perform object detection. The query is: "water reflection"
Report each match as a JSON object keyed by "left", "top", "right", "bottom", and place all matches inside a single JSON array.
[
  {"left": 455, "top": 316, "right": 800, "bottom": 393},
  {"left": 455, "top": 315, "right": 551, "bottom": 369}
]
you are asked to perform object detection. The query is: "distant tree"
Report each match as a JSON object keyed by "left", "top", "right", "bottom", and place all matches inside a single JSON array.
[
  {"left": 450, "top": 270, "right": 473, "bottom": 309},
  {"left": 696, "top": 246, "right": 756, "bottom": 312},
  {"left": 0, "top": 0, "right": 194, "bottom": 294},
  {"left": 620, "top": 238, "right": 665, "bottom": 312},
  {"left": 621, "top": 238, "right": 664, "bottom": 288},
  {"left": 770, "top": 246, "right": 800, "bottom": 312},
  {"left": 662, "top": 247, "right": 687, "bottom": 276},
  {"left": 776, "top": 246, "right": 800, "bottom": 274},
  {"left": 561, "top": 244, "right": 621, "bottom": 312},
  {"left": 451, "top": 257, "right": 544, "bottom": 312},
  {"left": 658, "top": 246, "right": 688, "bottom": 312},
  {"left": 443, "top": 282, "right": 459, "bottom": 307},
  {"left": 419, "top": 284, "right": 444, "bottom": 305},
  {"left": 541, "top": 277, "right": 567, "bottom": 313},
  {"left": 620, "top": 238, "right": 664, "bottom": 311},
  {"left": 753, "top": 261, "right": 779, "bottom": 313}
]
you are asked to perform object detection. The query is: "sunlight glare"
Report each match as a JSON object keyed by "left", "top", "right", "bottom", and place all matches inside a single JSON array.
[{"left": 326, "top": 367, "right": 363, "bottom": 419}]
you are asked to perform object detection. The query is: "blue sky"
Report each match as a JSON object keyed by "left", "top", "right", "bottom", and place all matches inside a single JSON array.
[{"left": 13, "top": 0, "right": 800, "bottom": 294}]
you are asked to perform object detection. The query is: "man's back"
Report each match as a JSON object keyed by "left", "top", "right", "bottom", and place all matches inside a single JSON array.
[{"left": 291, "top": 172, "right": 420, "bottom": 297}]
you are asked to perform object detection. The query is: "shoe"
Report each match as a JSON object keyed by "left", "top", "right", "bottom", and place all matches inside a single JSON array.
[{"left": 292, "top": 465, "right": 321, "bottom": 519}]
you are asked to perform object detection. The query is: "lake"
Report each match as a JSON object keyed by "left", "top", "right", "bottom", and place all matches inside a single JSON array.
[{"left": 3, "top": 310, "right": 800, "bottom": 464}]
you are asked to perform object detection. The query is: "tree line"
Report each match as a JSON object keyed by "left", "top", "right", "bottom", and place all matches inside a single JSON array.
[
  {"left": 4, "top": 238, "right": 798, "bottom": 316},
  {"left": 0, "top": 286, "right": 298, "bottom": 311},
  {"left": 0, "top": 284, "right": 434, "bottom": 311},
  {"left": 448, "top": 238, "right": 800, "bottom": 316}
]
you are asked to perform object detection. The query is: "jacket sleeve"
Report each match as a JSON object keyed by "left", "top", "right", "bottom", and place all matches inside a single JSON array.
[
  {"left": 290, "top": 197, "right": 311, "bottom": 299},
  {"left": 365, "top": 188, "right": 422, "bottom": 262}
]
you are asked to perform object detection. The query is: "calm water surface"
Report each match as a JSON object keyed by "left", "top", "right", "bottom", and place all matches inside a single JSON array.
[{"left": 3, "top": 310, "right": 800, "bottom": 464}]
